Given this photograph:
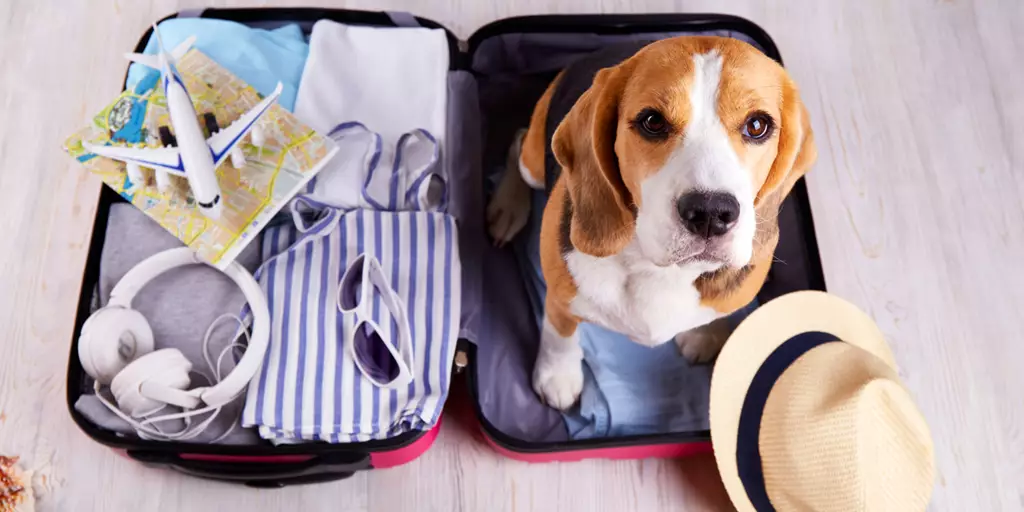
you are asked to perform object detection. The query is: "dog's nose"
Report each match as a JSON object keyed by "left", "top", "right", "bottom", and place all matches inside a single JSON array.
[{"left": 677, "top": 192, "right": 740, "bottom": 238}]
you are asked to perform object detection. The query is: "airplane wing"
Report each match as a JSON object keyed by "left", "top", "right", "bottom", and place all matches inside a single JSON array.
[
  {"left": 206, "top": 82, "right": 284, "bottom": 167},
  {"left": 82, "top": 142, "right": 186, "bottom": 176}
]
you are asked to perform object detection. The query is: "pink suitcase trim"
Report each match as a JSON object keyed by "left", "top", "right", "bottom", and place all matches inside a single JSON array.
[
  {"left": 482, "top": 432, "right": 712, "bottom": 463},
  {"left": 369, "top": 416, "right": 443, "bottom": 468}
]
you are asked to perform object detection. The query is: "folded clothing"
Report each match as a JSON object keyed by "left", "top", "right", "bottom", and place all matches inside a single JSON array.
[
  {"left": 564, "top": 305, "right": 756, "bottom": 439},
  {"left": 74, "top": 204, "right": 263, "bottom": 445},
  {"left": 513, "top": 187, "right": 755, "bottom": 439},
  {"left": 294, "top": 20, "right": 448, "bottom": 208},
  {"left": 242, "top": 206, "right": 461, "bottom": 442},
  {"left": 291, "top": 20, "right": 488, "bottom": 344},
  {"left": 302, "top": 123, "right": 446, "bottom": 213},
  {"left": 294, "top": 20, "right": 448, "bottom": 140},
  {"left": 125, "top": 18, "right": 309, "bottom": 111}
]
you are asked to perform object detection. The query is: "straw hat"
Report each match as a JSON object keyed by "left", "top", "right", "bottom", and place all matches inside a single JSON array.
[{"left": 710, "top": 291, "right": 935, "bottom": 511}]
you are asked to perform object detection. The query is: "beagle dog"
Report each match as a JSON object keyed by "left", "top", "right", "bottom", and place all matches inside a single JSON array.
[{"left": 487, "top": 36, "right": 817, "bottom": 410}]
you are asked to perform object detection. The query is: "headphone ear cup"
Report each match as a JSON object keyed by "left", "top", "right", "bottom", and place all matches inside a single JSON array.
[
  {"left": 111, "top": 349, "right": 192, "bottom": 417},
  {"left": 78, "top": 308, "right": 155, "bottom": 385}
]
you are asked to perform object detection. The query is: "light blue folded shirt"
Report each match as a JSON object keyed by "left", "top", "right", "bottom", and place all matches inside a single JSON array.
[
  {"left": 125, "top": 18, "right": 309, "bottom": 111},
  {"left": 512, "top": 186, "right": 756, "bottom": 439}
]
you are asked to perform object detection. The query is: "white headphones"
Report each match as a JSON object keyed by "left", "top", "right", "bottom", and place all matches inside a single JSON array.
[{"left": 78, "top": 247, "right": 270, "bottom": 440}]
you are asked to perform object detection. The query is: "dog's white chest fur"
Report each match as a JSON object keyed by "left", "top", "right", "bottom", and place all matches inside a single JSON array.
[{"left": 565, "top": 243, "right": 721, "bottom": 346}]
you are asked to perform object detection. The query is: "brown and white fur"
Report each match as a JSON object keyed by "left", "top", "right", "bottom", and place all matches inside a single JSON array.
[{"left": 486, "top": 36, "right": 817, "bottom": 410}]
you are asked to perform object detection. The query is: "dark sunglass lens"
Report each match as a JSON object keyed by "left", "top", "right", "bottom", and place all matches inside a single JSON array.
[{"left": 353, "top": 323, "right": 400, "bottom": 383}]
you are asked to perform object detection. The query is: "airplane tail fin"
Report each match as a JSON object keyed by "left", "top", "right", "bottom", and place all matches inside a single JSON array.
[
  {"left": 150, "top": 24, "right": 195, "bottom": 64},
  {"left": 148, "top": 25, "right": 194, "bottom": 60},
  {"left": 170, "top": 35, "right": 196, "bottom": 61},
  {"left": 124, "top": 25, "right": 195, "bottom": 71}
]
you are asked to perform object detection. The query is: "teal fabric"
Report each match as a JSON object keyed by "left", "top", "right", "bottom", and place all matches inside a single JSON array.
[{"left": 125, "top": 19, "right": 309, "bottom": 111}]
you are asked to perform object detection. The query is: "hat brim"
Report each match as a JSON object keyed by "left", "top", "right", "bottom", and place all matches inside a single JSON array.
[{"left": 709, "top": 290, "right": 896, "bottom": 511}]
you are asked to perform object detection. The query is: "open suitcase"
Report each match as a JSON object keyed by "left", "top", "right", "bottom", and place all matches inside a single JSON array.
[{"left": 66, "top": 7, "right": 826, "bottom": 487}]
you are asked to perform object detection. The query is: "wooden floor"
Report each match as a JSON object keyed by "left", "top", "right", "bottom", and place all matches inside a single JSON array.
[{"left": 1, "top": 0, "right": 1021, "bottom": 510}]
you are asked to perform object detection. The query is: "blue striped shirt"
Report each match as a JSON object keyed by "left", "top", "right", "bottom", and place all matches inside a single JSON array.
[{"left": 242, "top": 206, "right": 461, "bottom": 442}]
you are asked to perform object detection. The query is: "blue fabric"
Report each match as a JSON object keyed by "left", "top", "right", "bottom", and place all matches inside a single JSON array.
[
  {"left": 125, "top": 19, "right": 309, "bottom": 111},
  {"left": 512, "top": 186, "right": 758, "bottom": 439}
]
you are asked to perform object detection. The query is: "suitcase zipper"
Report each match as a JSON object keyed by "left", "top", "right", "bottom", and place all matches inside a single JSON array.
[{"left": 453, "top": 339, "right": 471, "bottom": 374}]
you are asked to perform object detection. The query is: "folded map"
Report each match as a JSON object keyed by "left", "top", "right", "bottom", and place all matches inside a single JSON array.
[{"left": 63, "top": 49, "right": 337, "bottom": 269}]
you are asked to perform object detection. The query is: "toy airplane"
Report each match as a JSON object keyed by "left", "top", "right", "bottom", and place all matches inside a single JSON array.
[{"left": 84, "top": 25, "right": 282, "bottom": 219}]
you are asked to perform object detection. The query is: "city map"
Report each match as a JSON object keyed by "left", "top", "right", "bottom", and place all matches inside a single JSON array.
[{"left": 63, "top": 50, "right": 337, "bottom": 269}]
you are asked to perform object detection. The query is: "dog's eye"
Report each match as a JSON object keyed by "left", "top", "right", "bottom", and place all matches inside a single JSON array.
[
  {"left": 742, "top": 112, "right": 774, "bottom": 142},
  {"left": 633, "top": 109, "right": 671, "bottom": 139},
  {"left": 641, "top": 112, "right": 667, "bottom": 134}
]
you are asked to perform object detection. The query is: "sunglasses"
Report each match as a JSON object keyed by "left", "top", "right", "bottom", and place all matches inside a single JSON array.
[{"left": 337, "top": 254, "right": 414, "bottom": 388}]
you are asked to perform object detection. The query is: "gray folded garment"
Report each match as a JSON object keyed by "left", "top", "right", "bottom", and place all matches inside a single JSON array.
[{"left": 74, "top": 203, "right": 265, "bottom": 445}]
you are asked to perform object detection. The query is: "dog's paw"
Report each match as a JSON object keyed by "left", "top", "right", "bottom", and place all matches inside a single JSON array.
[
  {"left": 674, "top": 326, "right": 727, "bottom": 364},
  {"left": 532, "top": 348, "right": 584, "bottom": 410},
  {"left": 486, "top": 172, "right": 531, "bottom": 248}
]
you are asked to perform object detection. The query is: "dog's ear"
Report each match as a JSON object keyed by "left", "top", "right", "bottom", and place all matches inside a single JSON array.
[
  {"left": 552, "top": 63, "right": 636, "bottom": 257},
  {"left": 756, "top": 77, "right": 816, "bottom": 206}
]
